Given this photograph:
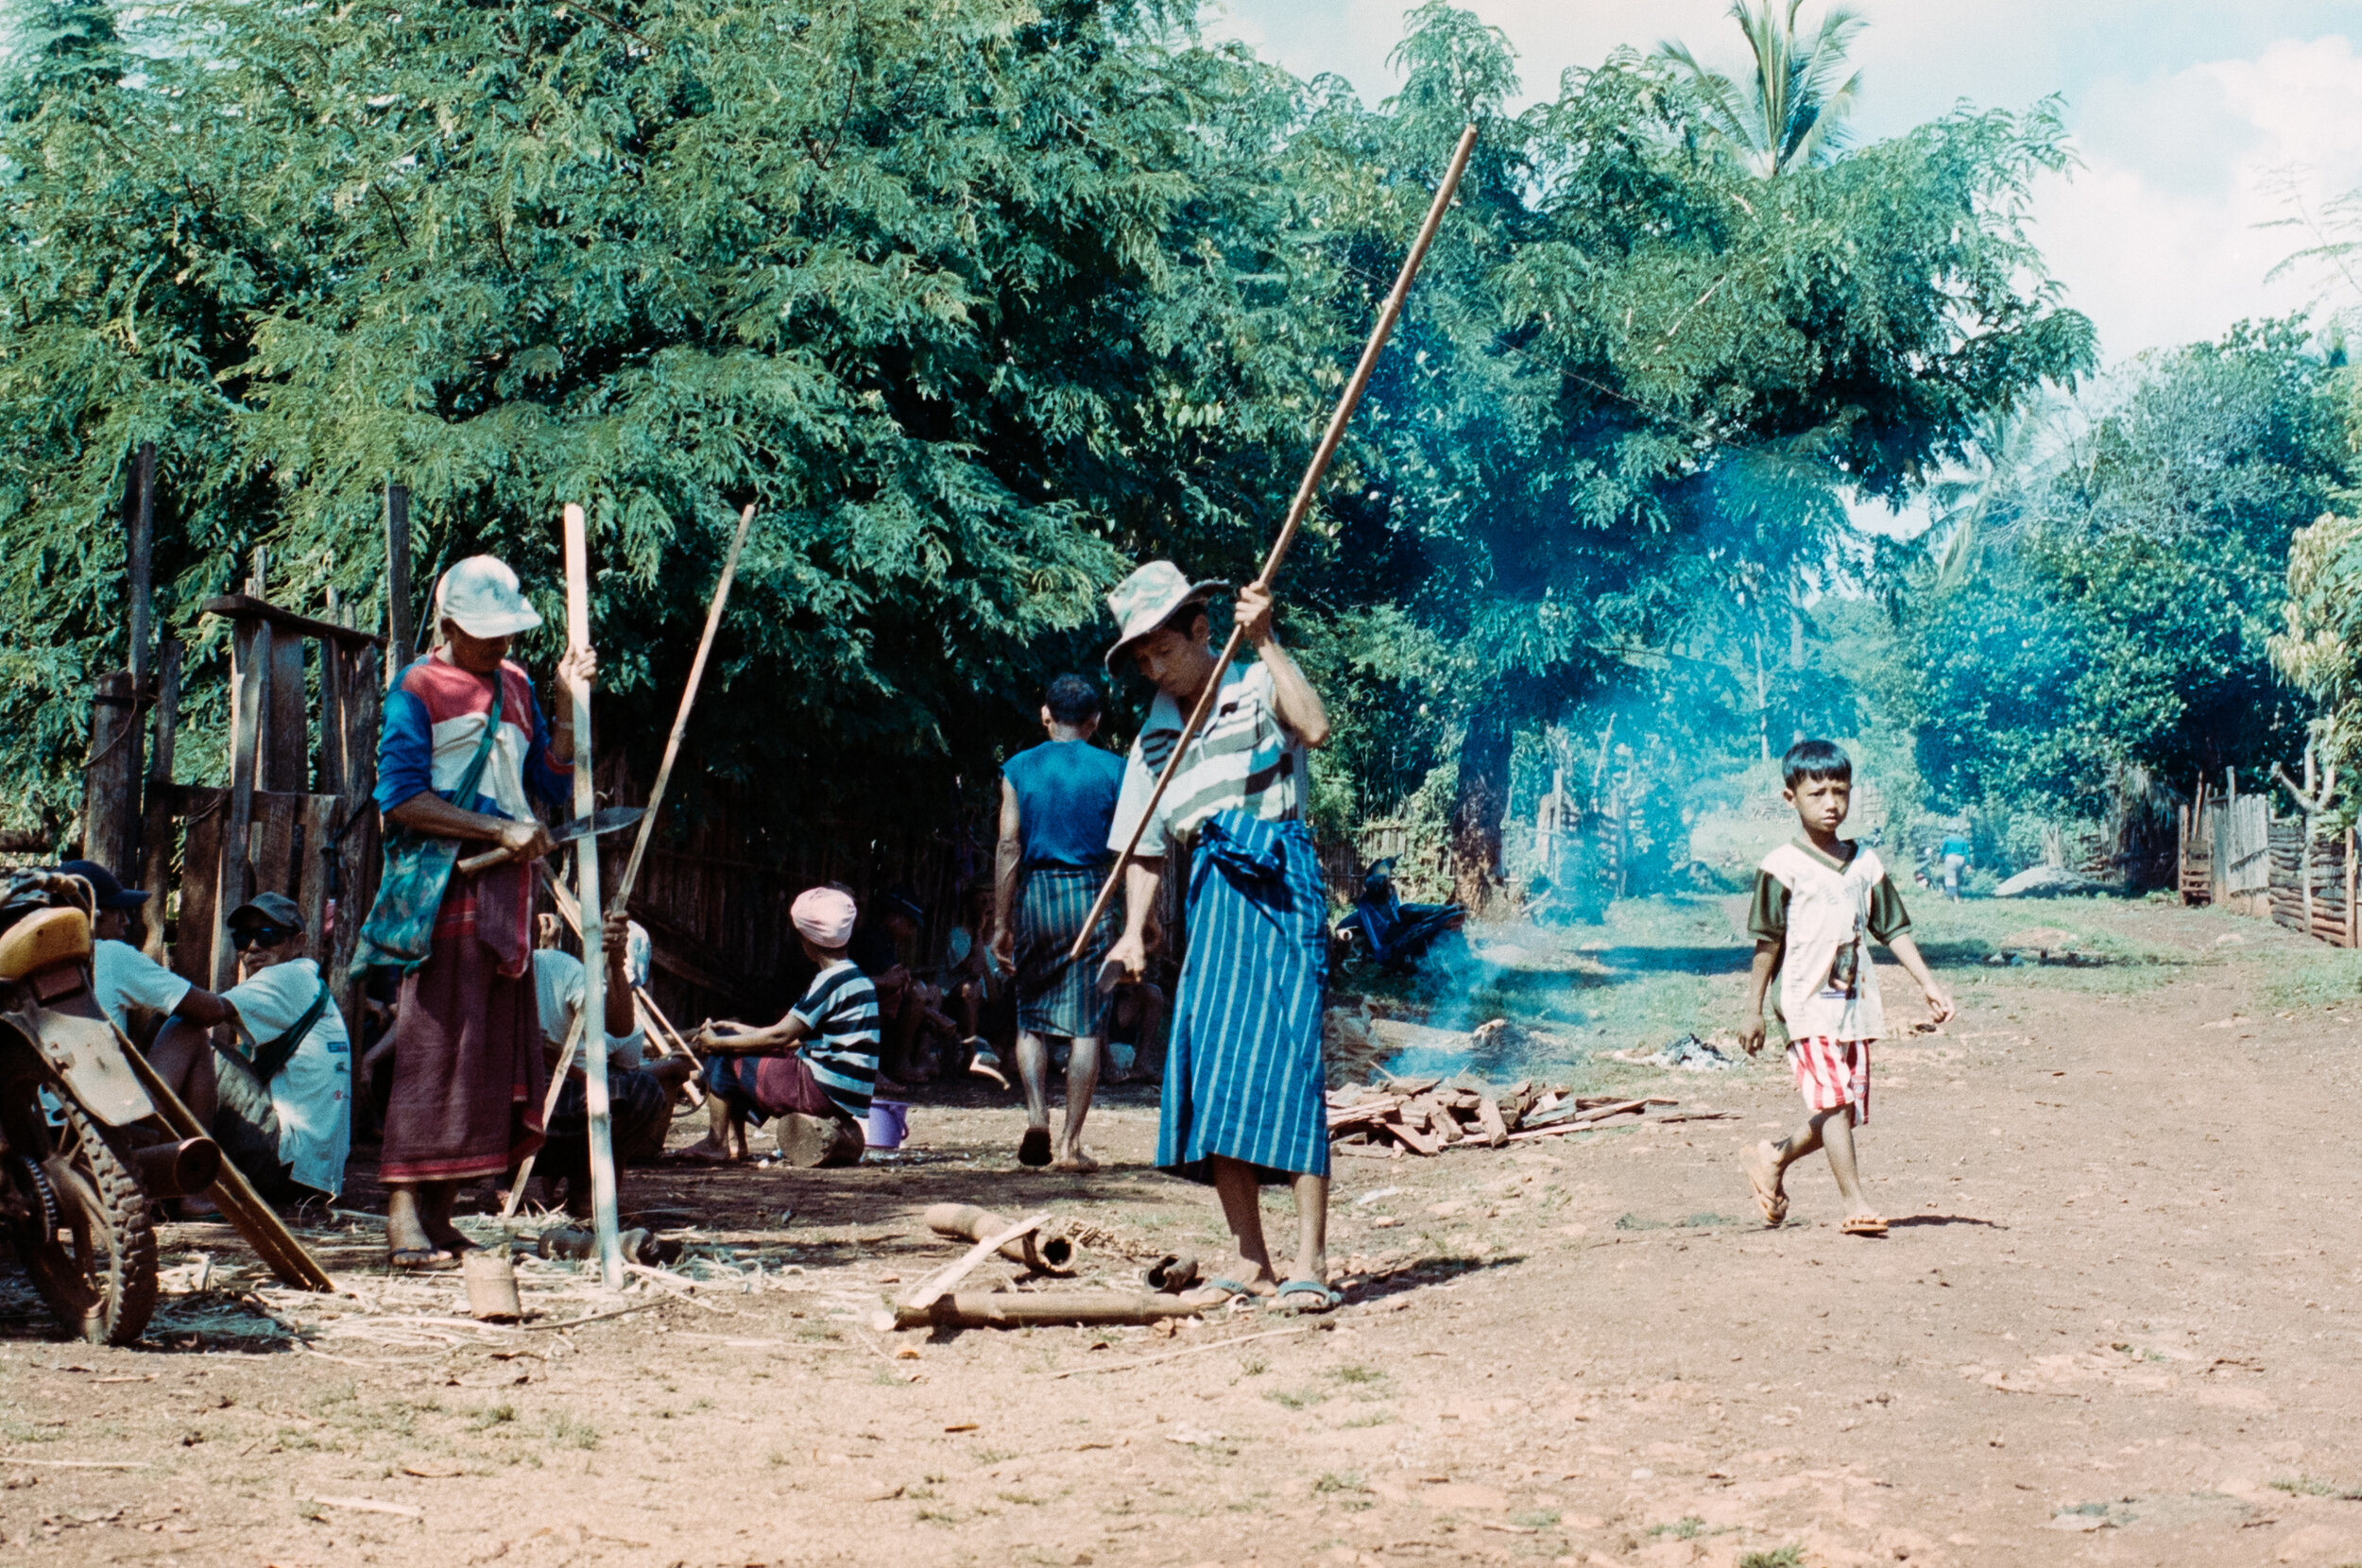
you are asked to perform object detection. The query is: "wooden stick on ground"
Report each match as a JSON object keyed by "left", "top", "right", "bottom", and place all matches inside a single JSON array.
[
  {"left": 117, "top": 1043, "right": 333, "bottom": 1291},
  {"left": 501, "top": 1011, "right": 586, "bottom": 1219},
  {"left": 1048, "top": 1322, "right": 1318, "bottom": 1379},
  {"left": 1068, "top": 123, "right": 1481, "bottom": 963},
  {"left": 610, "top": 503, "right": 755, "bottom": 919},
  {"left": 561, "top": 503, "right": 624, "bottom": 1290}
]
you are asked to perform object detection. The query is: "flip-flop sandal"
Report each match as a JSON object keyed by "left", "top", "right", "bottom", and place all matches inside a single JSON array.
[
  {"left": 1742, "top": 1149, "right": 1789, "bottom": 1227},
  {"left": 1840, "top": 1216, "right": 1890, "bottom": 1236},
  {"left": 386, "top": 1247, "right": 460, "bottom": 1271},
  {"left": 1018, "top": 1127, "right": 1053, "bottom": 1167},
  {"left": 1273, "top": 1279, "right": 1343, "bottom": 1314}
]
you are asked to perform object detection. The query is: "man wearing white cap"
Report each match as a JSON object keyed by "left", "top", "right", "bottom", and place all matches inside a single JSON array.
[
  {"left": 1100, "top": 561, "right": 1343, "bottom": 1313},
  {"left": 362, "top": 554, "right": 589, "bottom": 1268}
]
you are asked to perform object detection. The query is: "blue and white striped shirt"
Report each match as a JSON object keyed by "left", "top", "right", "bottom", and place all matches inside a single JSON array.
[
  {"left": 792, "top": 960, "right": 881, "bottom": 1120},
  {"left": 1108, "top": 660, "right": 1309, "bottom": 860}
]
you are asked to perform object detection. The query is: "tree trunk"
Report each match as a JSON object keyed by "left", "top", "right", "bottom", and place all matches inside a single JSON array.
[{"left": 1449, "top": 720, "right": 1512, "bottom": 914}]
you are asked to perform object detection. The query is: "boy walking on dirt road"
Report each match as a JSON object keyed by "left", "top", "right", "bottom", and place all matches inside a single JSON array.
[{"left": 1738, "top": 740, "right": 1953, "bottom": 1236}]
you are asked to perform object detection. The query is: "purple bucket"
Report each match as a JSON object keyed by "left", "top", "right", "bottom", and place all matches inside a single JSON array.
[{"left": 864, "top": 1100, "right": 910, "bottom": 1150}]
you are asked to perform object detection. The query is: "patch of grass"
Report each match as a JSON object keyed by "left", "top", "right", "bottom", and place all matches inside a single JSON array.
[
  {"left": 544, "top": 1412, "right": 599, "bottom": 1450},
  {"left": 1737, "top": 1549, "right": 1804, "bottom": 1568},
  {"left": 1313, "top": 1471, "right": 1366, "bottom": 1493},
  {"left": 972, "top": 1449, "right": 1016, "bottom": 1465},
  {"left": 1338, "top": 1410, "right": 1397, "bottom": 1428},
  {"left": 2271, "top": 1476, "right": 2362, "bottom": 1499},
  {"left": 916, "top": 1508, "right": 958, "bottom": 1525},
  {"left": 1328, "top": 1364, "right": 1385, "bottom": 1385},
  {"left": 1513, "top": 1509, "right": 1562, "bottom": 1529},
  {"left": 996, "top": 1491, "right": 1044, "bottom": 1506},
  {"left": 767, "top": 1449, "right": 792, "bottom": 1467},
  {"left": 1650, "top": 1516, "right": 1708, "bottom": 1541},
  {"left": 1238, "top": 1355, "right": 1269, "bottom": 1376},
  {"left": 468, "top": 1404, "right": 518, "bottom": 1432},
  {"left": 2261, "top": 948, "right": 2362, "bottom": 1009},
  {"left": 1264, "top": 1387, "right": 1326, "bottom": 1410}
]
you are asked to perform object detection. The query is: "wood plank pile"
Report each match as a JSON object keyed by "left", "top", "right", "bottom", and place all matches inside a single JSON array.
[
  {"left": 1327, "top": 1078, "right": 1704, "bottom": 1157},
  {"left": 2266, "top": 819, "right": 2356, "bottom": 946}
]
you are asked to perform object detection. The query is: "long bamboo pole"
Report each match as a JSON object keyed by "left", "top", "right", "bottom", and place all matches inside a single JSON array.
[
  {"left": 562, "top": 503, "right": 624, "bottom": 1290},
  {"left": 610, "top": 503, "right": 756, "bottom": 917},
  {"left": 1068, "top": 122, "right": 1481, "bottom": 963}
]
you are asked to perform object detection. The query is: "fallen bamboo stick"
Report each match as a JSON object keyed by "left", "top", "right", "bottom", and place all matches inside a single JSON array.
[
  {"left": 610, "top": 502, "right": 755, "bottom": 917},
  {"left": 1047, "top": 1322, "right": 1315, "bottom": 1377},
  {"left": 1070, "top": 123, "right": 1481, "bottom": 963},
  {"left": 1504, "top": 1099, "right": 1667, "bottom": 1141},
  {"left": 118, "top": 1042, "right": 333, "bottom": 1291},
  {"left": 892, "top": 1291, "right": 1206, "bottom": 1331}
]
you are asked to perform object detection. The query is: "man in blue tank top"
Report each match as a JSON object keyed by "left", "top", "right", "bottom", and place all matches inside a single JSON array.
[{"left": 992, "top": 674, "right": 1126, "bottom": 1169}]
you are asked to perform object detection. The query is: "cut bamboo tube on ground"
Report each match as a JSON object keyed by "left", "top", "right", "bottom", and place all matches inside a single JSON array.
[
  {"left": 610, "top": 503, "right": 754, "bottom": 918},
  {"left": 899, "top": 1211, "right": 1048, "bottom": 1313},
  {"left": 118, "top": 1043, "right": 333, "bottom": 1291},
  {"left": 1069, "top": 123, "right": 1480, "bottom": 963},
  {"left": 921, "top": 1203, "right": 1074, "bottom": 1274},
  {"left": 561, "top": 503, "right": 623, "bottom": 1291}
]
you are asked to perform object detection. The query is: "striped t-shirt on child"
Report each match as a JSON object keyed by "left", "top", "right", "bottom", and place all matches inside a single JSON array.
[
  {"left": 790, "top": 960, "right": 881, "bottom": 1121},
  {"left": 1108, "top": 660, "right": 1310, "bottom": 859}
]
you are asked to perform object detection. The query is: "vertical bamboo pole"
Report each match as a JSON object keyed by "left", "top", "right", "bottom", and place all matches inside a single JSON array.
[
  {"left": 385, "top": 481, "right": 413, "bottom": 685},
  {"left": 218, "top": 621, "right": 268, "bottom": 990},
  {"left": 563, "top": 503, "right": 623, "bottom": 1290},
  {"left": 122, "top": 441, "right": 155, "bottom": 867},
  {"left": 137, "top": 641, "right": 183, "bottom": 965}
]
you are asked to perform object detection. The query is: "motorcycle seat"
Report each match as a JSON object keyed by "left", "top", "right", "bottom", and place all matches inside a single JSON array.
[{"left": 0, "top": 906, "right": 92, "bottom": 982}]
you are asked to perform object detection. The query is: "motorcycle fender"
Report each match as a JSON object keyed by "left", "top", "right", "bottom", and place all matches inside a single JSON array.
[{"left": 15, "top": 1007, "right": 156, "bottom": 1128}]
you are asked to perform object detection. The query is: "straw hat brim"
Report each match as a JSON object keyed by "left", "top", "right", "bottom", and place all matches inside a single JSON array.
[{"left": 1104, "top": 582, "right": 1228, "bottom": 672}]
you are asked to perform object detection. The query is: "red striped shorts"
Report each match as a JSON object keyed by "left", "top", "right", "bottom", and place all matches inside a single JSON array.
[{"left": 1788, "top": 1035, "right": 1870, "bottom": 1123}]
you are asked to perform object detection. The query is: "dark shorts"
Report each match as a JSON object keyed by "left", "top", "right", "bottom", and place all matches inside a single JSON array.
[
  {"left": 544, "top": 1067, "right": 675, "bottom": 1168},
  {"left": 702, "top": 1053, "right": 839, "bottom": 1125}
]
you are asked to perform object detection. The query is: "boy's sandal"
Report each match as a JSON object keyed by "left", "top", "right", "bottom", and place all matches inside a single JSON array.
[
  {"left": 1839, "top": 1216, "right": 1890, "bottom": 1236},
  {"left": 1272, "top": 1279, "right": 1343, "bottom": 1314},
  {"left": 1742, "top": 1150, "right": 1788, "bottom": 1227},
  {"left": 1018, "top": 1127, "right": 1053, "bottom": 1167}
]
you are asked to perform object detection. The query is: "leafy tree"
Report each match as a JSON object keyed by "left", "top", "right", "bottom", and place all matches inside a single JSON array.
[{"left": 1908, "top": 322, "right": 2348, "bottom": 816}]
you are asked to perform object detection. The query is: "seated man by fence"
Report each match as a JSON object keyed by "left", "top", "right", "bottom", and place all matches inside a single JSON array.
[{"left": 532, "top": 911, "right": 695, "bottom": 1216}]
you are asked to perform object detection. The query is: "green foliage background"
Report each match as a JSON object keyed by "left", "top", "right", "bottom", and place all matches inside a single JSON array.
[{"left": 0, "top": 0, "right": 2097, "bottom": 867}]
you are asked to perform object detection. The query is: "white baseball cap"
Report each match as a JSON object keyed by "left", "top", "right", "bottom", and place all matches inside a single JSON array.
[{"left": 434, "top": 555, "right": 542, "bottom": 639}]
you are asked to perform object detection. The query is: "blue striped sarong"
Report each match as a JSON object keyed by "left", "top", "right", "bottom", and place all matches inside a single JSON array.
[
  {"left": 1015, "top": 864, "right": 1117, "bottom": 1039},
  {"left": 1156, "top": 810, "right": 1330, "bottom": 1185}
]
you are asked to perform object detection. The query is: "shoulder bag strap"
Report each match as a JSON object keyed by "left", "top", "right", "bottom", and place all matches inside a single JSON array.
[{"left": 248, "top": 980, "right": 333, "bottom": 1082}]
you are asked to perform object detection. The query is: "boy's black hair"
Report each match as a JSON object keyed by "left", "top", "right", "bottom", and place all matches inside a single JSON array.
[
  {"left": 1045, "top": 673, "right": 1103, "bottom": 725},
  {"left": 1782, "top": 738, "right": 1853, "bottom": 791}
]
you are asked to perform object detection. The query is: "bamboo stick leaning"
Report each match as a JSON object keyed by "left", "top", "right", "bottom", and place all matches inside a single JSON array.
[
  {"left": 610, "top": 503, "right": 756, "bottom": 916},
  {"left": 1069, "top": 123, "right": 1481, "bottom": 963}
]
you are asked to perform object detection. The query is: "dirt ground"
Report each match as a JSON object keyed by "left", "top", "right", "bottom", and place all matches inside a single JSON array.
[{"left": 6, "top": 893, "right": 2362, "bottom": 1567}]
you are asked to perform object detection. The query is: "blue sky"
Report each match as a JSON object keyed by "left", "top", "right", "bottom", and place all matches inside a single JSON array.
[{"left": 1209, "top": 0, "right": 2362, "bottom": 363}]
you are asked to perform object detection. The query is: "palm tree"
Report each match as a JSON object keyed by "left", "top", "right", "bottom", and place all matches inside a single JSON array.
[{"left": 1655, "top": 0, "right": 1866, "bottom": 178}]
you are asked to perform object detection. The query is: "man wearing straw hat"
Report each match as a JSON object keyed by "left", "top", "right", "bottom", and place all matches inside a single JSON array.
[
  {"left": 1101, "top": 561, "right": 1341, "bottom": 1313},
  {"left": 367, "top": 555, "right": 588, "bottom": 1269}
]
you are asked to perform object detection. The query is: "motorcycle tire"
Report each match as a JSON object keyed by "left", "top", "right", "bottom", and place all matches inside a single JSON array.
[{"left": 2, "top": 1094, "right": 157, "bottom": 1346}]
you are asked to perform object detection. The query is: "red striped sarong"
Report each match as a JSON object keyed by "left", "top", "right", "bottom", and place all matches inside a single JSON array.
[{"left": 1787, "top": 1035, "right": 1870, "bottom": 1124}]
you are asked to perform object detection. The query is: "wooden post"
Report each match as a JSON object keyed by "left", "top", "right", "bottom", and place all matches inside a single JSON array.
[
  {"left": 2349, "top": 827, "right": 2357, "bottom": 949},
  {"left": 78, "top": 671, "right": 139, "bottom": 876},
  {"left": 219, "top": 620, "right": 269, "bottom": 990},
  {"left": 385, "top": 481, "right": 413, "bottom": 682},
  {"left": 317, "top": 593, "right": 345, "bottom": 798},
  {"left": 121, "top": 441, "right": 155, "bottom": 867},
  {"left": 137, "top": 641, "right": 183, "bottom": 964},
  {"left": 563, "top": 503, "right": 623, "bottom": 1290}
]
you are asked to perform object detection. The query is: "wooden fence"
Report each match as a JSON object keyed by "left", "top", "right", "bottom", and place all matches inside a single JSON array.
[{"left": 2178, "top": 787, "right": 2358, "bottom": 948}]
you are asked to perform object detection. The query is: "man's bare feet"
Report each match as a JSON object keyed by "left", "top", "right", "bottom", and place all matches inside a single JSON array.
[
  {"left": 1053, "top": 1146, "right": 1099, "bottom": 1173},
  {"left": 1742, "top": 1140, "right": 1789, "bottom": 1226},
  {"left": 682, "top": 1135, "right": 741, "bottom": 1166}
]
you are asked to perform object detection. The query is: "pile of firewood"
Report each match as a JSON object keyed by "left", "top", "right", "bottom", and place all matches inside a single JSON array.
[{"left": 1327, "top": 1078, "right": 1720, "bottom": 1157}]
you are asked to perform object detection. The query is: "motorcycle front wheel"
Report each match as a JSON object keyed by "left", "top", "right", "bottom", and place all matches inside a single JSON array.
[{"left": 2, "top": 1094, "right": 157, "bottom": 1346}]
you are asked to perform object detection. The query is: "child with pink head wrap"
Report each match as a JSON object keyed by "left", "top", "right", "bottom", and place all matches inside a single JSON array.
[
  {"left": 683, "top": 886, "right": 880, "bottom": 1165},
  {"left": 790, "top": 886, "right": 857, "bottom": 951}
]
